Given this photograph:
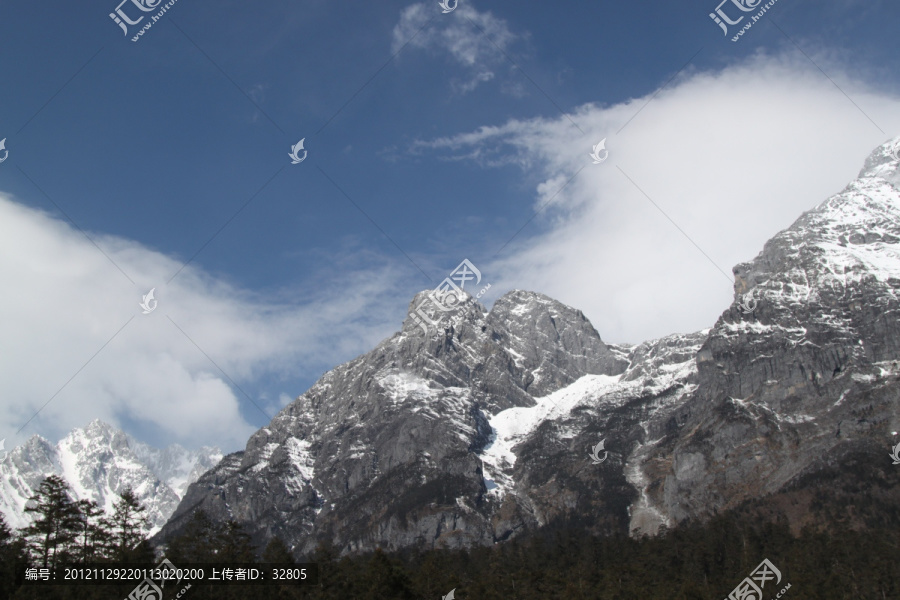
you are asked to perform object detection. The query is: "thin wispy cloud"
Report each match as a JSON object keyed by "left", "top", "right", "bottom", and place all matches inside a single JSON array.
[{"left": 392, "top": 1, "right": 523, "bottom": 94}]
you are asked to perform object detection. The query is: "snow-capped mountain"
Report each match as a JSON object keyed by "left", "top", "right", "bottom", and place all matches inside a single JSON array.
[
  {"left": 156, "top": 138, "right": 900, "bottom": 556},
  {"left": 127, "top": 435, "right": 222, "bottom": 499},
  {"left": 0, "top": 420, "right": 221, "bottom": 534}
]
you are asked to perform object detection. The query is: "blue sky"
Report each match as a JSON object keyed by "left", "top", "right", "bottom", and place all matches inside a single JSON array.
[{"left": 1, "top": 0, "right": 898, "bottom": 451}]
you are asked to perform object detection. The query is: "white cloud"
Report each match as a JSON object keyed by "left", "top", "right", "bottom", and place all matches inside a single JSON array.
[
  {"left": 392, "top": 1, "right": 520, "bottom": 93},
  {"left": 412, "top": 52, "right": 900, "bottom": 344},
  {"left": 0, "top": 197, "right": 405, "bottom": 451}
]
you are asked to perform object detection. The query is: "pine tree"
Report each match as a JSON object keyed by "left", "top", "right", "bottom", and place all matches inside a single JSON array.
[
  {"left": 310, "top": 542, "right": 344, "bottom": 599},
  {"left": 127, "top": 538, "right": 158, "bottom": 564},
  {"left": 261, "top": 538, "right": 299, "bottom": 600},
  {"left": 104, "top": 487, "right": 151, "bottom": 562},
  {"left": 217, "top": 520, "right": 255, "bottom": 562},
  {"left": 165, "top": 509, "right": 222, "bottom": 564},
  {"left": 261, "top": 536, "right": 295, "bottom": 565},
  {"left": 361, "top": 549, "right": 414, "bottom": 600},
  {"left": 22, "top": 475, "right": 82, "bottom": 568},
  {"left": 0, "top": 512, "right": 29, "bottom": 600},
  {"left": 73, "top": 499, "right": 110, "bottom": 563}
]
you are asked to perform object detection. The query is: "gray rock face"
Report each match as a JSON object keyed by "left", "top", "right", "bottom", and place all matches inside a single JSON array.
[
  {"left": 157, "top": 138, "right": 900, "bottom": 555},
  {"left": 156, "top": 290, "right": 628, "bottom": 553},
  {"left": 487, "top": 290, "right": 629, "bottom": 397},
  {"left": 657, "top": 139, "right": 900, "bottom": 524}
]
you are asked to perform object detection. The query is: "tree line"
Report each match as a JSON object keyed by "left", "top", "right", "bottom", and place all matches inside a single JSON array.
[
  {"left": 0, "top": 474, "right": 293, "bottom": 599},
  {"left": 1, "top": 474, "right": 899, "bottom": 599}
]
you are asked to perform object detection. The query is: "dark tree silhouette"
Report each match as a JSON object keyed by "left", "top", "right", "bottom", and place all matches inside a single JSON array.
[
  {"left": 103, "top": 487, "right": 150, "bottom": 562},
  {"left": 0, "top": 512, "right": 28, "bottom": 600},
  {"left": 165, "top": 509, "right": 223, "bottom": 564},
  {"left": 21, "top": 475, "right": 81, "bottom": 568},
  {"left": 262, "top": 536, "right": 295, "bottom": 565},
  {"left": 73, "top": 499, "right": 109, "bottom": 563},
  {"left": 217, "top": 519, "right": 255, "bottom": 562}
]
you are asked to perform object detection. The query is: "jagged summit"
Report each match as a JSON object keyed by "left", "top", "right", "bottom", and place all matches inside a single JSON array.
[
  {"left": 858, "top": 136, "right": 900, "bottom": 182},
  {"left": 155, "top": 288, "right": 628, "bottom": 551},
  {"left": 734, "top": 137, "right": 900, "bottom": 305}
]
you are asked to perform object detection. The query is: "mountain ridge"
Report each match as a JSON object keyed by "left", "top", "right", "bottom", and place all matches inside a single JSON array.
[
  {"left": 151, "top": 138, "right": 900, "bottom": 556},
  {"left": 0, "top": 419, "right": 221, "bottom": 534}
]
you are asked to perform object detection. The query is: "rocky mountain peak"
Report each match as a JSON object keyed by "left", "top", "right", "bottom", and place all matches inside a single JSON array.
[
  {"left": 487, "top": 289, "right": 628, "bottom": 396},
  {"left": 667, "top": 140, "right": 900, "bottom": 523},
  {"left": 156, "top": 286, "right": 629, "bottom": 552},
  {"left": 716, "top": 137, "right": 900, "bottom": 403},
  {"left": 857, "top": 136, "right": 900, "bottom": 183},
  {"left": 158, "top": 139, "right": 900, "bottom": 557},
  {"left": 400, "top": 288, "right": 487, "bottom": 337}
]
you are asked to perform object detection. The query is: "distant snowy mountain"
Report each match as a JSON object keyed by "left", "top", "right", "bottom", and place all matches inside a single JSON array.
[
  {"left": 0, "top": 420, "right": 221, "bottom": 534},
  {"left": 127, "top": 435, "right": 222, "bottom": 499},
  {"left": 154, "top": 138, "right": 900, "bottom": 556}
]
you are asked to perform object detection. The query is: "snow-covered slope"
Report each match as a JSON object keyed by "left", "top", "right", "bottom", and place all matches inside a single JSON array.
[
  {"left": 0, "top": 420, "right": 220, "bottom": 534},
  {"left": 480, "top": 329, "right": 707, "bottom": 530},
  {"left": 128, "top": 436, "right": 222, "bottom": 499}
]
